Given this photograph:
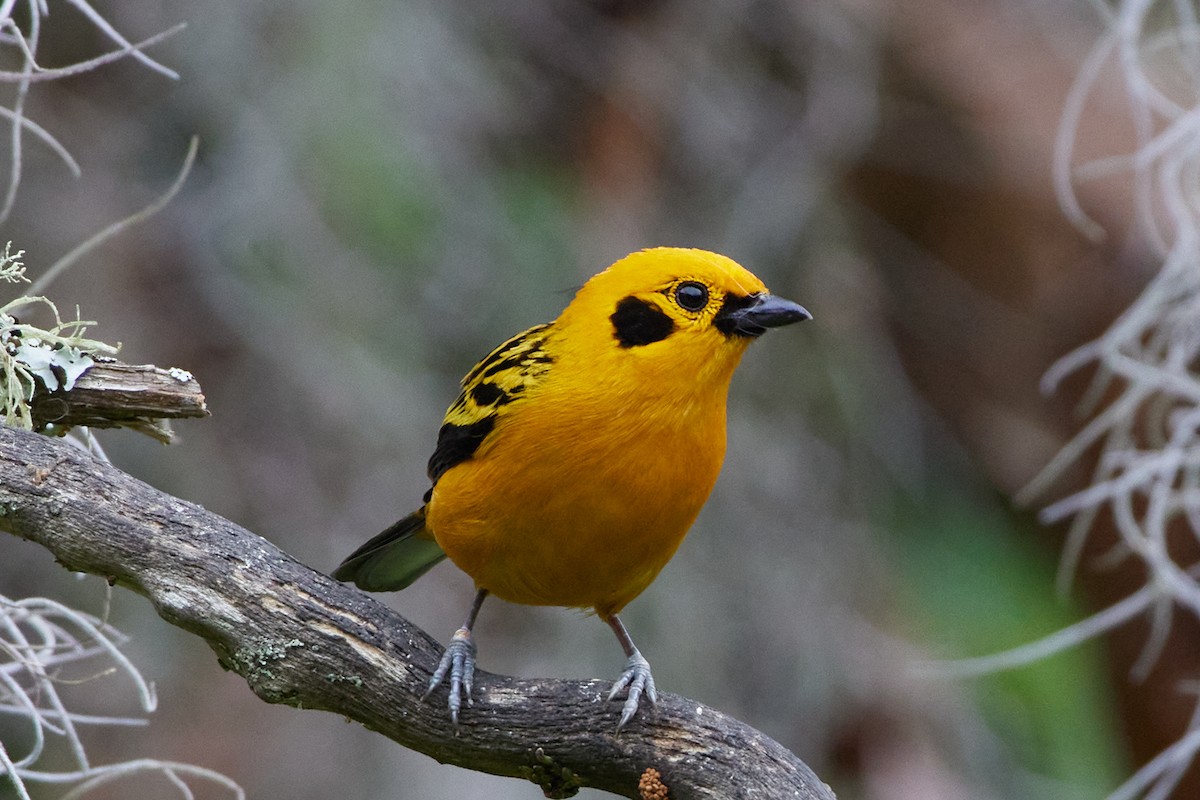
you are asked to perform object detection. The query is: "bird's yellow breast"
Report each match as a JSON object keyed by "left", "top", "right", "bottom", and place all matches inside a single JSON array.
[{"left": 425, "top": 333, "right": 742, "bottom": 616}]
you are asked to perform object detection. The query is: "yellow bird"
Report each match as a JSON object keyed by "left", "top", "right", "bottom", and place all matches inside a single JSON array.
[{"left": 334, "top": 247, "right": 810, "bottom": 729}]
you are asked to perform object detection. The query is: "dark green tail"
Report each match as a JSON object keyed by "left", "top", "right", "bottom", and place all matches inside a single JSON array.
[{"left": 333, "top": 508, "right": 446, "bottom": 591}]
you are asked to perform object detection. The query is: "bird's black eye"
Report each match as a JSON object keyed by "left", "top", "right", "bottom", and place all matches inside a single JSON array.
[{"left": 674, "top": 281, "right": 709, "bottom": 312}]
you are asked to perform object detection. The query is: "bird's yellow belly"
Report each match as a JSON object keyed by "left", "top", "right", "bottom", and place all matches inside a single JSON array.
[{"left": 425, "top": 410, "right": 724, "bottom": 616}]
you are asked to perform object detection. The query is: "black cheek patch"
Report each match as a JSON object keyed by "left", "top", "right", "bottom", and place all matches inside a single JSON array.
[
  {"left": 427, "top": 416, "right": 496, "bottom": 484},
  {"left": 611, "top": 296, "right": 675, "bottom": 348}
]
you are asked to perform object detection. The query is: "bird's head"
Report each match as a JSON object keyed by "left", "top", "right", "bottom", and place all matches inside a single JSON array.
[{"left": 556, "top": 248, "right": 810, "bottom": 380}]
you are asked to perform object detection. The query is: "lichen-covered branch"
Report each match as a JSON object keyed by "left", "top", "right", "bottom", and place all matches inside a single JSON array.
[
  {"left": 0, "top": 425, "right": 835, "bottom": 800},
  {"left": 28, "top": 360, "right": 208, "bottom": 441}
]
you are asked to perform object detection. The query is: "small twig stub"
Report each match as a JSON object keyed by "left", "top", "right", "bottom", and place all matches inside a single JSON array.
[{"left": 30, "top": 360, "right": 209, "bottom": 442}]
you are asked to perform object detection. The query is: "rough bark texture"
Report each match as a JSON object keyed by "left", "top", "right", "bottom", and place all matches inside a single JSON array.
[
  {"left": 0, "top": 425, "right": 834, "bottom": 800},
  {"left": 29, "top": 359, "right": 208, "bottom": 441}
]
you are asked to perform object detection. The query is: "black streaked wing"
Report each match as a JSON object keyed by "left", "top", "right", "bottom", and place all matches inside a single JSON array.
[{"left": 426, "top": 322, "right": 555, "bottom": 487}]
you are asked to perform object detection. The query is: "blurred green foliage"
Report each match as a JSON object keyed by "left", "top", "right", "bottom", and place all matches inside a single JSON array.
[{"left": 889, "top": 487, "right": 1126, "bottom": 799}]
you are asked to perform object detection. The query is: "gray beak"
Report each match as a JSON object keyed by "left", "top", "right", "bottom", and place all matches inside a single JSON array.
[{"left": 714, "top": 293, "right": 812, "bottom": 337}]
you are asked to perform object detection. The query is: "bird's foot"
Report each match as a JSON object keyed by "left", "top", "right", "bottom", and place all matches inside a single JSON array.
[
  {"left": 423, "top": 626, "right": 477, "bottom": 724},
  {"left": 607, "top": 650, "right": 657, "bottom": 731}
]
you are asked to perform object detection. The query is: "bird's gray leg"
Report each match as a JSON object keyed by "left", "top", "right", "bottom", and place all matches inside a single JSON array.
[
  {"left": 424, "top": 588, "right": 488, "bottom": 724},
  {"left": 604, "top": 614, "right": 657, "bottom": 731}
]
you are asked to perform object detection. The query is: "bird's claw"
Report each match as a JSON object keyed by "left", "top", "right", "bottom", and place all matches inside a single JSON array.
[
  {"left": 607, "top": 650, "right": 657, "bottom": 731},
  {"left": 424, "top": 627, "right": 477, "bottom": 724}
]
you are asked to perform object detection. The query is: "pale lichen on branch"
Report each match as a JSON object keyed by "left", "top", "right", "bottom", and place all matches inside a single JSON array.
[{"left": 0, "top": 285, "right": 118, "bottom": 431}]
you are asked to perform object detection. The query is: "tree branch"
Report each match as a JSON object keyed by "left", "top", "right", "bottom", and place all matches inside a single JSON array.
[
  {"left": 29, "top": 359, "right": 209, "bottom": 442},
  {"left": 0, "top": 425, "right": 835, "bottom": 800}
]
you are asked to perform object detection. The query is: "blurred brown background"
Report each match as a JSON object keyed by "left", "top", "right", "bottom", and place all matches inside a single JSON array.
[{"left": 1, "top": 1, "right": 1187, "bottom": 798}]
